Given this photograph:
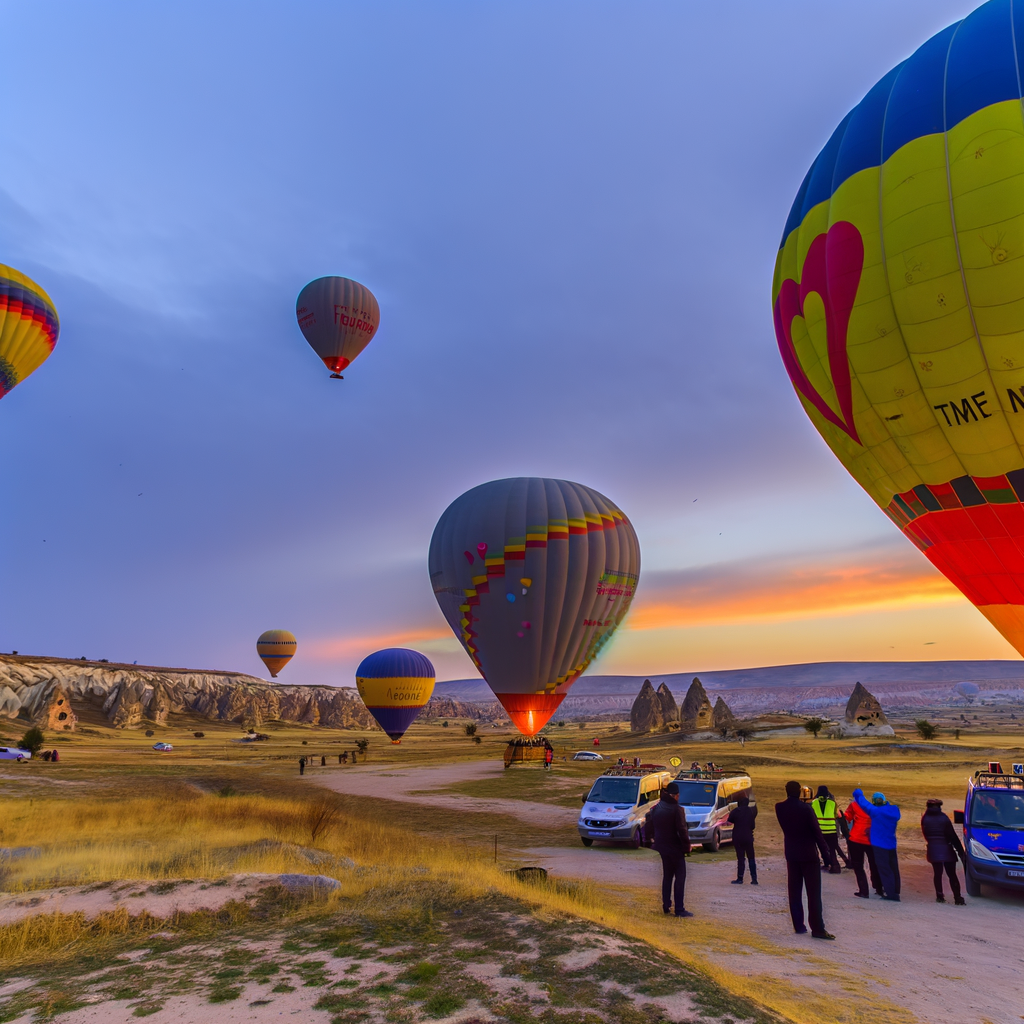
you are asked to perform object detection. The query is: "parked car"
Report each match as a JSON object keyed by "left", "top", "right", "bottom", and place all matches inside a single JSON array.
[
  {"left": 0, "top": 747, "right": 31, "bottom": 761},
  {"left": 152, "top": 742, "right": 174, "bottom": 751},
  {"left": 572, "top": 751, "right": 604, "bottom": 761},
  {"left": 577, "top": 765, "right": 672, "bottom": 847}
]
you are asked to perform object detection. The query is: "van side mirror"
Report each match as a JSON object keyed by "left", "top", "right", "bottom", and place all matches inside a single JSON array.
[
  {"left": 953, "top": 809, "right": 964, "bottom": 825},
  {"left": 582, "top": 793, "right": 588, "bottom": 805}
]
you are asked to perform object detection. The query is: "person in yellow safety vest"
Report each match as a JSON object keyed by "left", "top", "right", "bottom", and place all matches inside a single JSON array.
[{"left": 812, "top": 786, "right": 844, "bottom": 874}]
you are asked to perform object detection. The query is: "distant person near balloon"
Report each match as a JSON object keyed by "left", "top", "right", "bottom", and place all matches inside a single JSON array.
[
  {"left": 429, "top": 477, "right": 640, "bottom": 737},
  {"left": 296, "top": 276, "right": 379, "bottom": 379},
  {"left": 0, "top": 264, "right": 59, "bottom": 400},
  {"left": 773, "top": 2, "right": 1024, "bottom": 659},
  {"left": 355, "top": 648, "right": 435, "bottom": 743},
  {"left": 256, "top": 630, "right": 297, "bottom": 678}
]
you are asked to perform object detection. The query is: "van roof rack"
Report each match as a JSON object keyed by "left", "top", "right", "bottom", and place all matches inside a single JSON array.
[
  {"left": 601, "top": 764, "right": 668, "bottom": 776},
  {"left": 675, "top": 768, "right": 747, "bottom": 779},
  {"left": 974, "top": 772, "right": 1024, "bottom": 790}
]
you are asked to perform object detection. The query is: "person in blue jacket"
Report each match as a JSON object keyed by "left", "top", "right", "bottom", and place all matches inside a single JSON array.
[{"left": 853, "top": 788, "right": 901, "bottom": 901}]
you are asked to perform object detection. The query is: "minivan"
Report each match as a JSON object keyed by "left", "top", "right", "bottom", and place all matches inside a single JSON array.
[
  {"left": 578, "top": 766, "right": 672, "bottom": 847},
  {"left": 673, "top": 770, "right": 753, "bottom": 851}
]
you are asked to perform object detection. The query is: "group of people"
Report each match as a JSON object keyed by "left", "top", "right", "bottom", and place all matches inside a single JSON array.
[
  {"left": 39, "top": 748, "right": 60, "bottom": 762},
  {"left": 298, "top": 750, "right": 362, "bottom": 775},
  {"left": 645, "top": 778, "right": 967, "bottom": 928}
]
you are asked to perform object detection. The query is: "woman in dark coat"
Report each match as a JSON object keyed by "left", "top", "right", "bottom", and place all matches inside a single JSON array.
[{"left": 921, "top": 798, "right": 966, "bottom": 904}]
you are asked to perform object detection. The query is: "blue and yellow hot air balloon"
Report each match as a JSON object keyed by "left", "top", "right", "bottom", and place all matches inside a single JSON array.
[
  {"left": 355, "top": 648, "right": 435, "bottom": 743},
  {"left": 774, "top": 0, "right": 1024, "bottom": 658},
  {"left": 0, "top": 264, "right": 59, "bottom": 399}
]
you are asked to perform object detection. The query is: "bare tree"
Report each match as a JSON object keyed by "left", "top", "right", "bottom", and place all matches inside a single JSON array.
[{"left": 303, "top": 796, "right": 341, "bottom": 845}]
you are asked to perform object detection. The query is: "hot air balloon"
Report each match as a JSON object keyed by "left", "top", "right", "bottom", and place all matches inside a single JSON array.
[
  {"left": 0, "top": 264, "right": 59, "bottom": 400},
  {"left": 354, "top": 648, "right": 435, "bottom": 742},
  {"left": 295, "top": 277, "right": 379, "bottom": 378},
  {"left": 257, "top": 629, "right": 297, "bottom": 677},
  {"left": 429, "top": 478, "right": 640, "bottom": 736},
  {"left": 774, "top": 0, "right": 1024, "bottom": 659}
]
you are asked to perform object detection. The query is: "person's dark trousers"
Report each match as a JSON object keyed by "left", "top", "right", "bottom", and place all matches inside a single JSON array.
[
  {"left": 865, "top": 844, "right": 883, "bottom": 894},
  {"left": 932, "top": 861, "right": 962, "bottom": 899},
  {"left": 874, "top": 847, "right": 901, "bottom": 898},
  {"left": 822, "top": 834, "right": 842, "bottom": 872},
  {"left": 848, "top": 840, "right": 871, "bottom": 895},
  {"left": 834, "top": 835, "right": 851, "bottom": 867},
  {"left": 786, "top": 859, "right": 824, "bottom": 934},
  {"left": 658, "top": 851, "right": 687, "bottom": 914},
  {"left": 734, "top": 840, "right": 757, "bottom": 882}
]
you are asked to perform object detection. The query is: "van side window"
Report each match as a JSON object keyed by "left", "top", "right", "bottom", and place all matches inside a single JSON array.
[{"left": 638, "top": 792, "right": 649, "bottom": 806}]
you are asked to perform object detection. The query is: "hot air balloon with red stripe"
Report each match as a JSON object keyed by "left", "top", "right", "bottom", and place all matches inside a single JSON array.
[
  {"left": 429, "top": 478, "right": 640, "bottom": 736},
  {"left": 295, "top": 277, "right": 379, "bottom": 379},
  {"left": 0, "top": 264, "right": 59, "bottom": 400}
]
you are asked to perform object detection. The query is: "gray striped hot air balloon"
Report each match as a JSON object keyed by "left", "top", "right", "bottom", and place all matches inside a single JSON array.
[
  {"left": 429, "top": 478, "right": 640, "bottom": 736},
  {"left": 295, "top": 276, "right": 379, "bottom": 378}
]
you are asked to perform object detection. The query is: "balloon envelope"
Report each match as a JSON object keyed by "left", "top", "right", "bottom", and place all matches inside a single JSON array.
[
  {"left": 0, "top": 264, "right": 59, "bottom": 399},
  {"left": 355, "top": 648, "right": 435, "bottom": 742},
  {"left": 954, "top": 681, "right": 980, "bottom": 697},
  {"left": 257, "top": 629, "right": 297, "bottom": 677},
  {"left": 295, "top": 277, "right": 379, "bottom": 375},
  {"left": 774, "top": 0, "right": 1024, "bottom": 658},
  {"left": 429, "top": 477, "right": 640, "bottom": 736}
]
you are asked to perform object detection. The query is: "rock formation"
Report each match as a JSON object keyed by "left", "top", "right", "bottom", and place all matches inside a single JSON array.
[
  {"left": 419, "top": 696, "right": 500, "bottom": 722},
  {"left": 656, "top": 683, "right": 678, "bottom": 726},
  {"left": 680, "top": 677, "right": 714, "bottom": 731},
  {"left": 711, "top": 696, "right": 736, "bottom": 731},
  {"left": 839, "top": 682, "right": 895, "bottom": 738},
  {"left": 630, "top": 680, "right": 664, "bottom": 732},
  {"left": 0, "top": 655, "right": 375, "bottom": 732}
]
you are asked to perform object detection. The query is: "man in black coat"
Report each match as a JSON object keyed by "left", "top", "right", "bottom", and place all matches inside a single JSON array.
[
  {"left": 775, "top": 780, "right": 834, "bottom": 939},
  {"left": 728, "top": 793, "right": 758, "bottom": 884},
  {"left": 647, "top": 782, "right": 693, "bottom": 918}
]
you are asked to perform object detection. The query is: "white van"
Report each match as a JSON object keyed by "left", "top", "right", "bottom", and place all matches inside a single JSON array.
[
  {"left": 0, "top": 747, "right": 31, "bottom": 761},
  {"left": 673, "top": 770, "right": 753, "bottom": 851},
  {"left": 578, "top": 766, "right": 672, "bottom": 848}
]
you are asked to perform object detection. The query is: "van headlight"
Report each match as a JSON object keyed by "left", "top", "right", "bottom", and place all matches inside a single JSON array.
[{"left": 969, "top": 838, "right": 999, "bottom": 862}]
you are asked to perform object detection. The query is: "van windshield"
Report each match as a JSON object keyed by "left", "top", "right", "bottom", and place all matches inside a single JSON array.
[
  {"left": 970, "top": 790, "right": 1024, "bottom": 829},
  {"left": 587, "top": 778, "right": 640, "bottom": 805},
  {"left": 675, "top": 782, "right": 717, "bottom": 807}
]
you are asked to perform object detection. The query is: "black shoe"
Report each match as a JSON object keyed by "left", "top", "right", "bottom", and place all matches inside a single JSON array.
[
  {"left": 794, "top": 926, "right": 808, "bottom": 934},
  {"left": 731, "top": 878, "right": 743, "bottom": 884},
  {"left": 854, "top": 891, "right": 869, "bottom": 899},
  {"left": 828, "top": 868, "right": 842, "bottom": 874},
  {"left": 663, "top": 906, "right": 671, "bottom": 914},
  {"left": 935, "top": 894, "right": 946, "bottom": 903},
  {"left": 954, "top": 895, "right": 966, "bottom": 905},
  {"left": 881, "top": 896, "right": 901, "bottom": 902},
  {"left": 750, "top": 879, "right": 758, "bottom": 885},
  {"left": 812, "top": 931, "right": 836, "bottom": 940},
  {"left": 675, "top": 910, "right": 694, "bottom": 918}
]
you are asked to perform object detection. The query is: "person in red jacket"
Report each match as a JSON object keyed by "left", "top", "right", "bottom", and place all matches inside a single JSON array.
[{"left": 845, "top": 793, "right": 882, "bottom": 898}]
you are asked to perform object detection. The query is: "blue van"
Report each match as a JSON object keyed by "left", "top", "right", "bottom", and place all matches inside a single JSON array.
[{"left": 955, "top": 765, "right": 1024, "bottom": 897}]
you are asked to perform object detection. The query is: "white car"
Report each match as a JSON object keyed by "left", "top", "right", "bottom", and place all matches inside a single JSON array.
[
  {"left": 572, "top": 751, "right": 604, "bottom": 761},
  {"left": 0, "top": 747, "right": 31, "bottom": 761},
  {"left": 152, "top": 742, "right": 174, "bottom": 752}
]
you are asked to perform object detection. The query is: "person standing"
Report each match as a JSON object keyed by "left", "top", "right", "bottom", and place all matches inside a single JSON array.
[
  {"left": 321, "top": 755, "right": 326, "bottom": 767},
  {"left": 544, "top": 745, "right": 553, "bottom": 770},
  {"left": 853, "top": 789, "right": 901, "bottom": 901},
  {"left": 921, "top": 799, "right": 966, "bottom": 904},
  {"left": 844, "top": 793, "right": 882, "bottom": 898},
  {"left": 728, "top": 793, "right": 758, "bottom": 884},
  {"left": 811, "top": 786, "right": 843, "bottom": 874},
  {"left": 646, "top": 782, "right": 693, "bottom": 918},
  {"left": 775, "top": 780, "right": 834, "bottom": 939},
  {"left": 299, "top": 756, "right": 306, "bottom": 776}
]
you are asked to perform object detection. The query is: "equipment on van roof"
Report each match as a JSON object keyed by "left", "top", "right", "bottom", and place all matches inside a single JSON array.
[{"left": 602, "top": 765, "right": 667, "bottom": 776}]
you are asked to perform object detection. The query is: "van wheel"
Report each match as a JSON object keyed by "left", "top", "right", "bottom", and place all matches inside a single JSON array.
[
  {"left": 629, "top": 827, "right": 643, "bottom": 849},
  {"left": 965, "top": 871, "right": 981, "bottom": 898},
  {"left": 702, "top": 829, "right": 720, "bottom": 853},
  {"left": 581, "top": 837, "right": 593, "bottom": 847}
]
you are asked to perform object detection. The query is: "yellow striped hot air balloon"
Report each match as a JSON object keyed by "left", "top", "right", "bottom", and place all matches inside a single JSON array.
[
  {"left": 0, "top": 264, "right": 59, "bottom": 399},
  {"left": 256, "top": 630, "right": 297, "bottom": 678}
]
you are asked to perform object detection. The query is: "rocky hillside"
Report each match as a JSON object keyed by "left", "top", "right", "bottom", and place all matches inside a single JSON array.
[{"left": 0, "top": 655, "right": 374, "bottom": 731}]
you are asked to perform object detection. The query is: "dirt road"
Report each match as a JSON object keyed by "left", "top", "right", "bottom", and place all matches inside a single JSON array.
[{"left": 316, "top": 760, "right": 1024, "bottom": 1024}]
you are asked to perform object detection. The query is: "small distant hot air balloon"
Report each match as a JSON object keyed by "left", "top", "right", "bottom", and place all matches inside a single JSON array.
[
  {"left": 429, "top": 477, "right": 640, "bottom": 736},
  {"left": 0, "top": 264, "right": 59, "bottom": 400},
  {"left": 355, "top": 648, "right": 435, "bottom": 743},
  {"left": 295, "top": 276, "right": 379, "bottom": 378},
  {"left": 257, "top": 630, "right": 297, "bottom": 678}
]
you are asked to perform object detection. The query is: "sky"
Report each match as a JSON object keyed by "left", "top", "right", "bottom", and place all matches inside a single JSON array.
[{"left": 2, "top": 0, "right": 1017, "bottom": 687}]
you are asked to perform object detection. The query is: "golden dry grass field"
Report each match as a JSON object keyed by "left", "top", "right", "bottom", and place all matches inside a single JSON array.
[{"left": 1, "top": 710, "right": 1022, "bottom": 1024}]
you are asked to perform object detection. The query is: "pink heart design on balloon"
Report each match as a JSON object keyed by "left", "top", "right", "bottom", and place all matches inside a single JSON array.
[
  {"left": 477, "top": 542, "right": 488, "bottom": 557},
  {"left": 464, "top": 551, "right": 474, "bottom": 564},
  {"left": 773, "top": 220, "right": 864, "bottom": 445}
]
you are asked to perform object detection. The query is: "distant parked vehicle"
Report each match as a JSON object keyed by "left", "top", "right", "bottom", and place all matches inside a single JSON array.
[
  {"left": 152, "top": 742, "right": 174, "bottom": 752},
  {"left": 572, "top": 751, "right": 604, "bottom": 761},
  {"left": 0, "top": 747, "right": 31, "bottom": 761}
]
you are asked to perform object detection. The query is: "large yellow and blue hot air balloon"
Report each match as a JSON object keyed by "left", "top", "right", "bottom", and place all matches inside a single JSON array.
[
  {"left": 355, "top": 648, "right": 435, "bottom": 743},
  {"left": 0, "top": 265, "right": 59, "bottom": 399},
  {"left": 429, "top": 478, "right": 640, "bottom": 736},
  {"left": 295, "top": 277, "right": 379, "bottom": 378},
  {"left": 257, "top": 629, "right": 297, "bottom": 678},
  {"left": 774, "top": 0, "right": 1024, "bottom": 658}
]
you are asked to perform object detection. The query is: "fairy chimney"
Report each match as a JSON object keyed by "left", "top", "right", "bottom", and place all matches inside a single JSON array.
[
  {"left": 711, "top": 696, "right": 737, "bottom": 731},
  {"left": 656, "top": 683, "right": 678, "bottom": 725},
  {"left": 841, "top": 682, "right": 895, "bottom": 737},
  {"left": 680, "top": 678, "right": 714, "bottom": 731},
  {"left": 39, "top": 684, "right": 77, "bottom": 732},
  {"left": 630, "top": 680, "right": 665, "bottom": 733}
]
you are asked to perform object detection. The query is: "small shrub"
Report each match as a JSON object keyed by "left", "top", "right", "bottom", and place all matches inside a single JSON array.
[
  {"left": 194, "top": 732, "right": 205, "bottom": 738},
  {"left": 473, "top": 736, "right": 482, "bottom": 744},
  {"left": 464, "top": 724, "right": 477, "bottom": 737},
  {"left": 355, "top": 739, "right": 369, "bottom": 754},
  {"left": 19, "top": 727, "right": 45, "bottom": 755},
  {"left": 803, "top": 718, "right": 826, "bottom": 738},
  {"left": 424, "top": 992, "right": 465, "bottom": 1017},
  {"left": 915, "top": 719, "right": 938, "bottom": 740},
  {"left": 441, "top": 721, "right": 449, "bottom": 728},
  {"left": 145, "top": 730, "right": 155, "bottom": 738},
  {"left": 303, "top": 796, "right": 341, "bottom": 844}
]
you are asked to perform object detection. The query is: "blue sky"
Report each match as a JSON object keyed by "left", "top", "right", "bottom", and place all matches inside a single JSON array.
[{"left": 3, "top": 0, "right": 1010, "bottom": 686}]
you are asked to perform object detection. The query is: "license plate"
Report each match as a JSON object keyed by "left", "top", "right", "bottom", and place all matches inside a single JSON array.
[
  {"left": 589, "top": 831, "right": 611, "bottom": 837},
  {"left": 1007, "top": 870, "right": 1024, "bottom": 878}
]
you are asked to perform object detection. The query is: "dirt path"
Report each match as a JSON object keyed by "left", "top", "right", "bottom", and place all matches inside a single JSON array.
[{"left": 314, "top": 759, "right": 1024, "bottom": 1024}]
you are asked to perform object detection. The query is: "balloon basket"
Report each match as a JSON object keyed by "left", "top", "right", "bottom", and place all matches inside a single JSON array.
[{"left": 329, "top": 373, "right": 344, "bottom": 379}]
